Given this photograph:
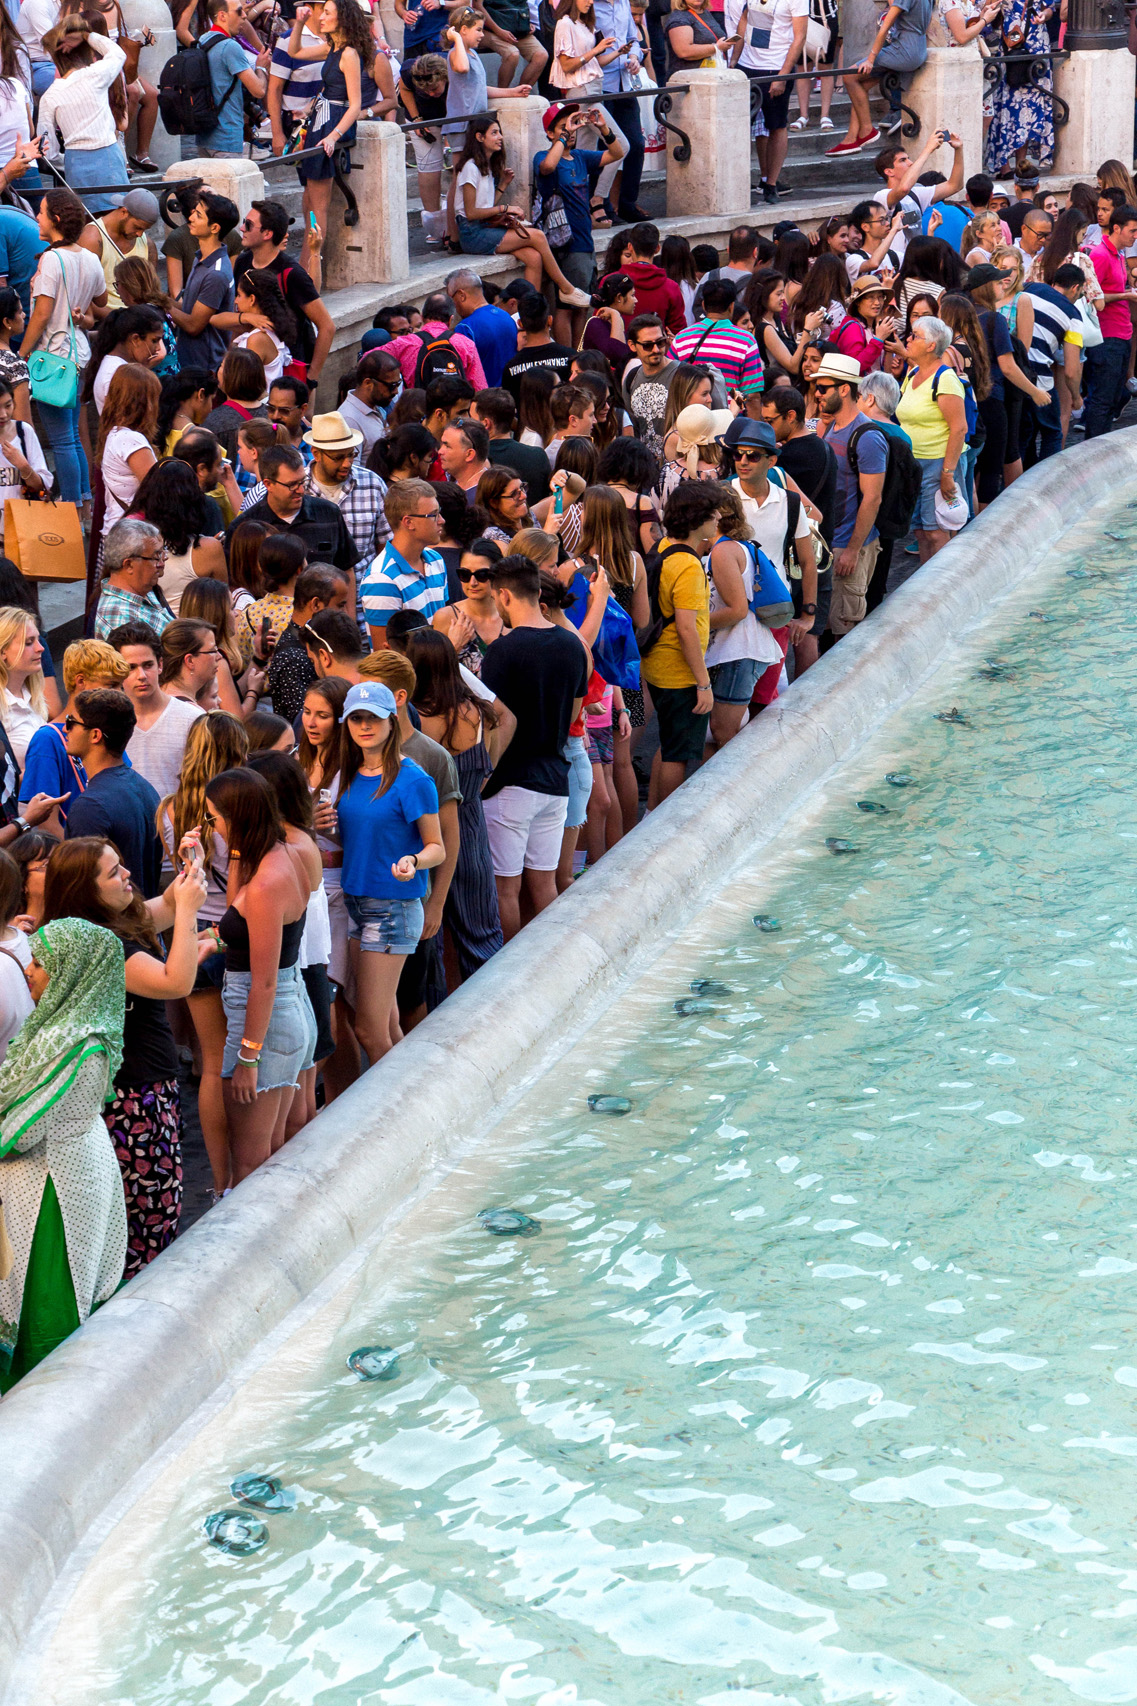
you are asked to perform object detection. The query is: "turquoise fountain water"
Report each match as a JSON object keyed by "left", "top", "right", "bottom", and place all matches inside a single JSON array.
[{"left": 48, "top": 499, "right": 1137, "bottom": 1706}]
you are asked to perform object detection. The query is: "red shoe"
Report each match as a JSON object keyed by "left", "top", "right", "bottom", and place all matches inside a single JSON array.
[
  {"left": 825, "top": 133, "right": 868, "bottom": 155},
  {"left": 858, "top": 126, "right": 881, "bottom": 147}
]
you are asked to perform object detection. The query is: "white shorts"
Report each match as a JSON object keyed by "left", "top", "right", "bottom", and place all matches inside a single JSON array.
[
  {"left": 409, "top": 125, "right": 443, "bottom": 174},
  {"left": 482, "top": 785, "right": 569, "bottom": 877}
]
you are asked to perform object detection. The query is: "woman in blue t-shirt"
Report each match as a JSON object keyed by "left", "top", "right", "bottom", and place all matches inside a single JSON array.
[{"left": 335, "top": 680, "right": 442, "bottom": 1063}]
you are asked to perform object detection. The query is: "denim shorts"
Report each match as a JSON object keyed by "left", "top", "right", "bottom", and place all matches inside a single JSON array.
[
  {"left": 457, "top": 216, "right": 504, "bottom": 256},
  {"left": 564, "top": 734, "right": 592, "bottom": 831},
  {"left": 708, "top": 657, "right": 762, "bottom": 705},
  {"left": 221, "top": 962, "right": 317, "bottom": 1093},
  {"left": 344, "top": 893, "right": 425, "bottom": 955},
  {"left": 915, "top": 456, "right": 945, "bottom": 529}
]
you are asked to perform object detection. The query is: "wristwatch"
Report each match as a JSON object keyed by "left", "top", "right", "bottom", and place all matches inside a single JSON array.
[
  {"left": 11, "top": 814, "right": 28, "bottom": 833},
  {"left": 801, "top": 603, "right": 817, "bottom": 615}
]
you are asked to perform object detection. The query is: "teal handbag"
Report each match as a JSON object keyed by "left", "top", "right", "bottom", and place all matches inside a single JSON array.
[{"left": 28, "top": 257, "right": 79, "bottom": 410}]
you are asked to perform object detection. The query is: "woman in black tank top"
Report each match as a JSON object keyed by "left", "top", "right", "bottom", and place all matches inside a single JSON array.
[{"left": 205, "top": 766, "right": 316, "bottom": 1184}]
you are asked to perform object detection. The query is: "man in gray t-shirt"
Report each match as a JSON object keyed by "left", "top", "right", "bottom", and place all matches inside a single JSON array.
[{"left": 622, "top": 315, "right": 677, "bottom": 463}]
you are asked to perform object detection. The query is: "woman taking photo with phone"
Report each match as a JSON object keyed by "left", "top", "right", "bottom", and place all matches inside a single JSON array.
[
  {"left": 204, "top": 766, "right": 315, "bottom": 1183},
  {"left": 40, "top": 835, "right": 207, "bottom": 1274},
  {"left": 335, "top": 680, "right": 443, "bottom": 1064}
]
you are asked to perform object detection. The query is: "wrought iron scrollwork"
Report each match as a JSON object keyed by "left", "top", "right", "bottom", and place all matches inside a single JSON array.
[
  {"left": 983, "top": 52, "right": 1070, "bottom": 130},
  {"left": 877, "top": 69, "right": 920, "bottom": 137},
  {"left": 653, "top": 89, "right": 691, "bottom": 163}
]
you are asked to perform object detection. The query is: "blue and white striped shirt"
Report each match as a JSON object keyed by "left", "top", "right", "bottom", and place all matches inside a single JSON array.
[{"left": 360, "top": 543, "right": 449, "bottom": 633}]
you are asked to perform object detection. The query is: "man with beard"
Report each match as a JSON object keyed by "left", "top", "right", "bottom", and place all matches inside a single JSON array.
[{"left": 811, "top": 352, "right": 886, "bottom": 638}]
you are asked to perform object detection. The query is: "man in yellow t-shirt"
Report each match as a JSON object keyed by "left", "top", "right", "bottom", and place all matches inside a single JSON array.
[{"left": 642, "top": 481, "right": 723, "bottom": 805}]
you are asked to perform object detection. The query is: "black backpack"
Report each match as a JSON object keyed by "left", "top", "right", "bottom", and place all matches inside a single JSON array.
[
  {"left": 158, "top": 34, "right": 240, "bottom": 137},
  {"left": 413, "top": 331, "right": 464, "bottom": 387},
  {"left": 637, "top": 542, "right": 692, "bottom": 656},
  {"left": 845, "top": 421, "right": 921, "bottom": 544}
]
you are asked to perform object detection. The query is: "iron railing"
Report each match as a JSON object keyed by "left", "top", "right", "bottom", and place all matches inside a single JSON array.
[
  {"left": 353, "top": 83, "right": 694, "bottom": 163},
  {"left": 982, "top": 50, "right": 1071, "bottom": 128},
  {"left": 741, "top": 61, "right": 921, "bottom": 139}
]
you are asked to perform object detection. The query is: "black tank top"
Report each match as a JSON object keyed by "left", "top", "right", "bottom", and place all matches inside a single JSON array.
[{"left": 218, "top": 905, "right": 304, "bottom": 974}]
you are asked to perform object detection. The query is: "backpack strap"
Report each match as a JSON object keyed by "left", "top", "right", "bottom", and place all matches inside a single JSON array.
[
  {"left": 766, "top": 465, "right": 787, "bottom": 489},
  {"left": 845, "top": 419, "right": 889, "bottom": 480},
  {"left": 930, "top": 363, "right": 949, "bottom": 402},
  {"left": 202, "top": 30, "right": 243, "bottom": 126}
]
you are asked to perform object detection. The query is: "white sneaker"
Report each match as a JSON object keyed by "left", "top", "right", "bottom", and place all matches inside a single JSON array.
[
  {"left": 558, "top": 285, "right": 592, "bottom": 308},
  {"left": 790, "top": 115, "right": 808, "bottom": 130},
  {"left": 819, "top": 115, "right": 835, "bottom": 131}
]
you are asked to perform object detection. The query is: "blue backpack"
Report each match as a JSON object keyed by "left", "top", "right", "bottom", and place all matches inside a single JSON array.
[
  {"left": 566, "top": 572, "right": 642, "bottom": 692},
  {"left": 744, "top": 539, "right": 795, "bottom": 628}
]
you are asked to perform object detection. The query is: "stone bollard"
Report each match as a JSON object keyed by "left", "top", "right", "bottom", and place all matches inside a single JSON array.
[
  {"left": 664, "top": 67, "right": 750, "bottom": 222},
  {"left": 496, "top": 94, "right": 550, "bottom": 221},
  {"left": 899, "top": 45, "right": 983, "bottom": 186},
  {"left": 165, "top": 156, "right": 266, "bottom": 218},
  {"left": 322, "top": 122, "right": 409, "bottom": 291},
  {"left": 1053, "top": 49, "right": 1136, "bottom": 176},
  {"left": 120, "top": 0, "right": 180, "bottom": 173}
]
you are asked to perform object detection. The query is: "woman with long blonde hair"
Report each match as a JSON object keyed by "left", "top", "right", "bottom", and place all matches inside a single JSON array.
[
  {"left": 158, "top": 710, "right": 248, "bottom": 1196},
  {"left": 574, "top": 482, "right": 648, "bottom": 839},
  {"left": 991, "top": 243, "right": 1034, "bottom": 486},
  {"left": 0, "top": 606, "right": 47, "bottom": 767},
  {"left": 1098, "top": 158, "right": 1137, "bottom": 206}
]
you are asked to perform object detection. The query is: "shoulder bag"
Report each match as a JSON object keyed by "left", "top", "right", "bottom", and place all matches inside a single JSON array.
[{"left": 28, "top": 255, "right": 80, "bottom": 411}]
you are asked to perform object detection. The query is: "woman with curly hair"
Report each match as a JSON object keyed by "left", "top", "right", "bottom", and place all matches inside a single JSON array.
[
  {"left": 158, "top": 709, "right": 249, "bottom": 1195},
  {"left": 286, "top": 0, "right": 382, "bottom": 274},
  {"left": 129, "top": 457, "right": 225, "bottom": 614}
]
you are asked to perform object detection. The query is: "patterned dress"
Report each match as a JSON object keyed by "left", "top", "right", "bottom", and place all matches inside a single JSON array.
[{"left": 986, "top": 0, "right": 1055, "bottom": 173}]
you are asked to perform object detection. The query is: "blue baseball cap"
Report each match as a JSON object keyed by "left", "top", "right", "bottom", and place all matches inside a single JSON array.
[{"left": 341, "top": 681, "right": 397, "bottom": 721}]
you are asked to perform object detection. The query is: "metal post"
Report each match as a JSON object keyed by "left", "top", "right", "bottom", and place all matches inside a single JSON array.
[{"left": 1064, "top": 0, "right": 1127, "bottom": 52}]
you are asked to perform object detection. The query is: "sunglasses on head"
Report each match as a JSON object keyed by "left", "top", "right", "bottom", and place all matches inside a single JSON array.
[{"left": 459, "top": 567, "right": 493, "bottom": 582}]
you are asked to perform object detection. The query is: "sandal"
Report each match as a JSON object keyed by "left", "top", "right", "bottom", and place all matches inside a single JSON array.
[
  {"left": 590, "top": 195, "right": 613, "bottom": 228},
  {"left": 128, "top": 154, "right": 159, "bottom": 173}
]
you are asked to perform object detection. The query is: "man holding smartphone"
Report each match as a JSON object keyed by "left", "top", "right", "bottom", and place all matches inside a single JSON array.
[{"left": 870, "top": 130, "right": 965, "bottom": 264}]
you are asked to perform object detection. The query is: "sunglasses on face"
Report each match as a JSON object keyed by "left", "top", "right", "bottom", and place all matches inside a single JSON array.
[
  {"left": 63, "top": 715, "right": 88, "bottom": 732},
  {"left": 734, "top": 447, "right": 769, "bottom": 462},
  {"left": 813, "top": 381, "right": 840, "bottom": 394},
  {"left": 459, "top": 567, "right": 493, "bottom": 582},
  {"left": 636, "top": 337, "right": 667, "bottom": 351}
]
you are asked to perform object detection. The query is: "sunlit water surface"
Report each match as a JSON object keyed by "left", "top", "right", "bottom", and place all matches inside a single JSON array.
[{"left": 50, "top": 500, "right": 1137, "bottom": 1706}]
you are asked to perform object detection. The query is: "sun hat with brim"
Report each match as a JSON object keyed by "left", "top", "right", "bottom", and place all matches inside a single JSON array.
[
  {"left": 303, "top": 411, "right": 365, "bottom": 453},
  {"left": 934, "top": 486, "right": 969, "bottom": 532},
  {"left": 671, "top": 404, "right": 735, "bottom": 476},
  {"left": 850, "top": 273, "right": 890, "bottom": 300},
  {"left": 342, "top": 681, "right": 398, "bottom": 721},
  {"left": 723, "top": 416, "right": 777, "bottom": 452},
  {"left": 964, "top": 262, "right": 1014, "bottom": 293},
  {"left": 813, "top": 351, "right": 863, "bottom": 387}
]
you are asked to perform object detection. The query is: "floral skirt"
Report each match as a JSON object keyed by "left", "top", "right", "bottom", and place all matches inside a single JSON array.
[{"left": 106, "top": 1078, "right": 182, "bottom": 1280}]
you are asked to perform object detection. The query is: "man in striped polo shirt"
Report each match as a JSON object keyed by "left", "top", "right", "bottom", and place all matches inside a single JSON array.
[
  {"left": 359, "top": 480, "right": 448, "bottom": 650},
  {"left": 666, "top": 279, "right": 765, "bottom": 400},
  {"left": 1023, "top": 263, "right": 1085, "bottom": 462}
]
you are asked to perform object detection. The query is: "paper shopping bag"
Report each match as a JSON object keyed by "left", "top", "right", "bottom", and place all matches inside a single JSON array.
[{"left": 5, "top": 498, "right": 86, "bottom": 581}]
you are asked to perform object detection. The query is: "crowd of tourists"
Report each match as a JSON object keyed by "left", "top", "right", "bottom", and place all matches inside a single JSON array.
[{"left": 0, "top": 0, "right": 1132, "bottom": 1391}]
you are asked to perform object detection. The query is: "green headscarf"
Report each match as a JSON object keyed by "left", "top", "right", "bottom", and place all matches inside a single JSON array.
[{"left": 0, "top": 918, "right": 125, "bottom": 1154}]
